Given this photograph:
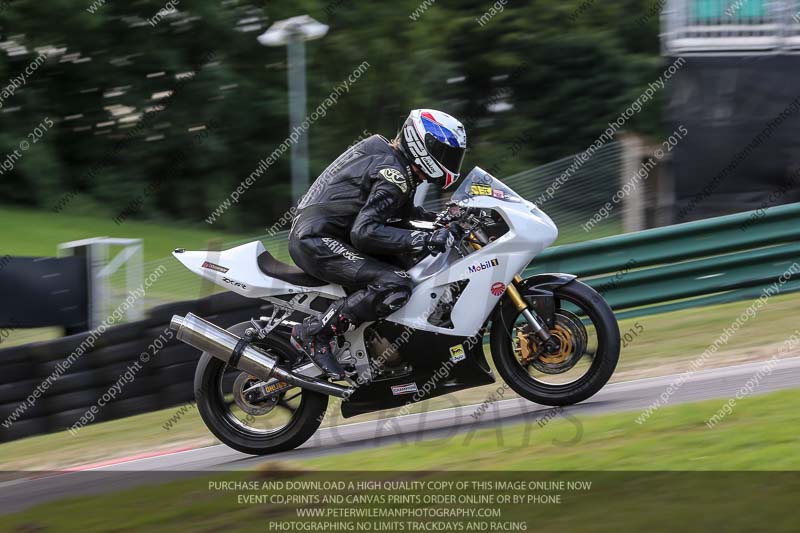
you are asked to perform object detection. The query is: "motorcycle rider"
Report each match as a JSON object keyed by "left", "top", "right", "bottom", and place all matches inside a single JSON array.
[{"left": 289, "top": 109, "right": 467, "bottom": 379}]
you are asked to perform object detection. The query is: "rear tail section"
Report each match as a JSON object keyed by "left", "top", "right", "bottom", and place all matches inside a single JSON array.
[{"left": 171, "top": 241, "right": 344, "bottom": 298}]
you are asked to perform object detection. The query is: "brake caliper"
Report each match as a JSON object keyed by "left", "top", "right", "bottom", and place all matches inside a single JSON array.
[{"left": 514, "top": 312, "right": 587, "bottom": 374}]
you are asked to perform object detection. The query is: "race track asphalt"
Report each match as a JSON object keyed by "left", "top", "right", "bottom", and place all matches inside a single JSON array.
[{"left": 1, "top": 356, "right": 798, "bottom": 515}]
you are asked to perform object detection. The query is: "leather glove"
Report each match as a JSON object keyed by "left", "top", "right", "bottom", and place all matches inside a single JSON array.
[
  {"left": 424, "top": 226, "right": 459, "bottom": 255},
  {"left": 412, "top": 205, "right": 438, "bottom": 222}
]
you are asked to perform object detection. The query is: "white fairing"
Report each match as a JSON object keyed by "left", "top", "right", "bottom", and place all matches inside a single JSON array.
[
  {"left": 173, "top": 169, "right": 557, "bottom": 338},
  {"left": 390, "top": 195, "right": 557, "bottom": 336},
  {"left": 172, "top": 241, "right": 346, "bottom": 299}
]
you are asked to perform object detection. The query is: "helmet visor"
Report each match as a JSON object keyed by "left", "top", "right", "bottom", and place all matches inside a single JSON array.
[{"left": 424, "top": 135, "right": 465, "bottom": 176}]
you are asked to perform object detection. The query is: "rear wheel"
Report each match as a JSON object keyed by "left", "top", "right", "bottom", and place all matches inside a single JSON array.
[
  {"left": 490, "top": 279, "right": 619, "bottom": 406},
  {"left": 194, "top": 322, "right": 328, "bottom": 455}
]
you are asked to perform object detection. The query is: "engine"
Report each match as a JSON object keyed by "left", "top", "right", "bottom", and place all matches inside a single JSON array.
[{"left": 364, "top": 326, "right": 405, "bottom": 369}]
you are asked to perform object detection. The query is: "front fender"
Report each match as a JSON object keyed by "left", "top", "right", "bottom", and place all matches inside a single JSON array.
[
  {"left": 491, "top": 273, "right": 577, "bottom": 328},
  {"left": 518, "top": 272, "right": 577, "bottom": 292}
]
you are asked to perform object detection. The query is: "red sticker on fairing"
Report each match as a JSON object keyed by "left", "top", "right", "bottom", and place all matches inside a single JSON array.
[
  {"left": 491, "top": 282, "right": 506, "bottom": 296},
  {"left": 202, "top": 261, "right": 229, "bottom": 273}
]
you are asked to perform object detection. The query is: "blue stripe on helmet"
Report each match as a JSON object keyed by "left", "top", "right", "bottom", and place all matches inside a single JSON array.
[{"left": 421, "top": 116, "right": 460, "bottom": 147}]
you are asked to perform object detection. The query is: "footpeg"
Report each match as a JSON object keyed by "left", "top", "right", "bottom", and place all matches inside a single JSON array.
[{"left": 290, "top": 327, "right": 346, "bottom": 381}]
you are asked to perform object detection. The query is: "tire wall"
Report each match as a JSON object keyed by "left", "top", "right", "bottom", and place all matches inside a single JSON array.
[{"left": 0, "top": 292, "right": 266, "bottom": 443}]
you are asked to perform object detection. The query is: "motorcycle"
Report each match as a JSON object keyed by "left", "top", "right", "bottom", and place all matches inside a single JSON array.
[{"left": 169, "top": 167, "right": 620, "bottom": 455}]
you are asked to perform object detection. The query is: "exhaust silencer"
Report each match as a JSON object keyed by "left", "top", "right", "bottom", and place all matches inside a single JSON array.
[{"left": 170, "top": 313, "right": 352, "bottom": 398}]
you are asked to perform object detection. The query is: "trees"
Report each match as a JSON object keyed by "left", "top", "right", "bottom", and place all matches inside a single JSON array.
[{"left": 0, "top": 0, "right": 662, "bottom": 230}]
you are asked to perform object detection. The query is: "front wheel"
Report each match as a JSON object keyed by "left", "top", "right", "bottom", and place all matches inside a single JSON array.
[
  {"left": 490, "top": 279, "right": 620, "bottom": 406},
  {"left": 194, "top": 322, "right": 328, "bottom": 455}
]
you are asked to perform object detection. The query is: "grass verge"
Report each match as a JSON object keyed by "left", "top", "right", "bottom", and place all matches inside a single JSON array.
[
  {"left": 0, "top": 206, "right": 245, "bottom": 262},
  {"left": 295, "top": 387, "right": 800, "bottom": 471}
]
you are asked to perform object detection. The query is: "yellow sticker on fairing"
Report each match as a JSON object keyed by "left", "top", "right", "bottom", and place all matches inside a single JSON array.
[
  {"left": 449, "top": 345, "right": 466, "bottom": 363},
  {"left": 470, "top": 184, "right": 493, "bottom": 196}
]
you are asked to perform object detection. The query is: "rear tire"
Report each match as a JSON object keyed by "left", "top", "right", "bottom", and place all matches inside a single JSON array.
[
  {"left": 490, "top": 279, "right": 619, "bottom": 406},
  {"left": 194, "top": 323, "right": 328, "bottom": 455}
]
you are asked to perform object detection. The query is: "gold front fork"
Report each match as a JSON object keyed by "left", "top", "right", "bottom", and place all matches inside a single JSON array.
[{"left": 507, "top": 275, "right": 527, "bottom": 312}]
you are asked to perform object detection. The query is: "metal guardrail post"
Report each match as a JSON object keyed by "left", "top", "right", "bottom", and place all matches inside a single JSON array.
[
  {"left": 621, "top": 133, "right": 647, "bottom": 233},
  {"left": 58, "top": 237, "right": 144, "bottom": 327}
]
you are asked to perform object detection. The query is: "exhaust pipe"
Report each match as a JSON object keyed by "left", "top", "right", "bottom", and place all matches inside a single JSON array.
[{"left": 170, "top": 313, "right": 352, "bottom": 398}]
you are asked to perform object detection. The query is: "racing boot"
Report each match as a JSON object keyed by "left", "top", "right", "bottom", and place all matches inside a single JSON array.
[{"left": 290, "top": 300, "right": 353, "bottom": 380}]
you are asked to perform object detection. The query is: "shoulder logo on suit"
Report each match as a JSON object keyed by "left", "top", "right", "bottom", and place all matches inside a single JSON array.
[{"left": 380, "top": 167, "right": 408, "bottom": 193}]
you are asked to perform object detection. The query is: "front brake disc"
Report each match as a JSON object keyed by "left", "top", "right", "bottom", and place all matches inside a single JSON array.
[{"left": 516, "top": 311, "right": 588, "bottom": 375}]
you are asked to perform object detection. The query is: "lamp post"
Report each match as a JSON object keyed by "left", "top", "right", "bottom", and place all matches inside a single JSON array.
[{"left": 258, "top": 15, "right": 329, "bottom": 203}]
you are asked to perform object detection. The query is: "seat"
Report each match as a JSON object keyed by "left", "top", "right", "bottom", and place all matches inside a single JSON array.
[{"left": 257, "top": 251, "right": 328, "bottom": 287}]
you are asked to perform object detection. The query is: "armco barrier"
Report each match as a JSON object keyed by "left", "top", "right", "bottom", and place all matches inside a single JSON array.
[
  {"left": 525, "top": 202, "right": 800, "bottom": 318},
  {"left": 0, "top": 292, "right": 266, "bottom": 443},
  {"left": 1, "top": 203, "right": 798, "bottom": 443}
]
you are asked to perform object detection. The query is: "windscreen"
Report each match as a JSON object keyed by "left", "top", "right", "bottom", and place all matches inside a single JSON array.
[{"left": 450, "top": 167, "right": 523, "bottom": 204}]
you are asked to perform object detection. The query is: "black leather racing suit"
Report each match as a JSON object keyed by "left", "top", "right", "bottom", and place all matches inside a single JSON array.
[{"left": 289, "top": 134, "right": 435, "bottom": 325}]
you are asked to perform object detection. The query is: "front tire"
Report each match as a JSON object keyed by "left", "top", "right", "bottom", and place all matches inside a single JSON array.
[
  {"left": 490, "top": 279, "right": 620, "bottom": 406},
  {"left": 194, "top": 322, "right": 328, "bottom": 455}
]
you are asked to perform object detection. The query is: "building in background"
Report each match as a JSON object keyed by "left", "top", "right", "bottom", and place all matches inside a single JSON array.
[{"left": 662, "top": 0, "right": 800, "bottom": 220}]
